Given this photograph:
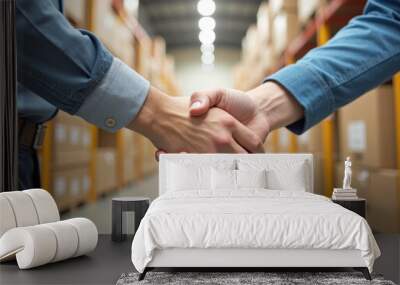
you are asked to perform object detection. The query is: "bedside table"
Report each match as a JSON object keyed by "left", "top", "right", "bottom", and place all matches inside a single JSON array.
[
  {"left": 112, "top": 197, "right": 150, "bottom": 242},
  {"left": 332, "top": 198, "right": 366, "bottom": 218}
]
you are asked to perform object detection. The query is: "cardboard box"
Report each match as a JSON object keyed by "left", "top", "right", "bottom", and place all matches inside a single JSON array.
[
  {"left": 64, "top": 0, "right": 87, "bottom": 27},
  {"left": 257, "top": 2, "right": 273, "bottom": 45},
  {"left": 277, "top": 128, "right": 291, "bottom": 152},
  {"left": 369, "top": 169, "right": 400, "bottom": 233},
  {"left": 338, "top": 86, "right": 396, "bottom": 168},
  {"left": 313, "top": 153, "right": 325, "bottom": 195},
  {"left": 297, "top": 124, "right": 323, "bottom": 153},
  {"left": 272, "top": 12, "right": 299, "bottom": 56},
  {"left": 269, "top": 0, "right": 298, "bottom": 16},
  {"left": 52, "top": 166, "right": 90, "bottom": 211},
  {"left": 298, "top": 0, "right": 326, "bottom": 24},
  {"left": 123, "top": 153, "right": 135, "bottom": 185},
  {"left": 52, "top": 111, "right": 91, "bottom": 168},
  {"left": 95, "top": 148, "right": 117, "bottom": 195}
]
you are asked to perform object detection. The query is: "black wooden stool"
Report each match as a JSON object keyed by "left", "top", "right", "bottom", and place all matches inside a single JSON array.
[{"left": 112, "top": 197, "right": 150, "bottom": 242}]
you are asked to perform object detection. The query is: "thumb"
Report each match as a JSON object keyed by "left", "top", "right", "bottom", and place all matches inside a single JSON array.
[{"left": 189, "top": 91, "right": 215, "bottom": 116}]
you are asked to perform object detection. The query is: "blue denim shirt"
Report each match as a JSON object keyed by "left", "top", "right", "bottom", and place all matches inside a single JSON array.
[
  {"left": 16, "top": 0, "right": 149, "bottom": 131},
  {"left": 267, "top": 0, "right": 400, "bottom": 134}
]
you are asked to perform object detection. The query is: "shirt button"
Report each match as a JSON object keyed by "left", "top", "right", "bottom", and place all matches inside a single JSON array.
[{"left": 105, "top": 117, "right": 116, "bottom": 128}]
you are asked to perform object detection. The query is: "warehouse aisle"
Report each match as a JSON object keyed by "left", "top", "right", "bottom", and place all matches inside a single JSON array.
[{"left": 62, "top": 173, "right": 158, "bottom": 234}]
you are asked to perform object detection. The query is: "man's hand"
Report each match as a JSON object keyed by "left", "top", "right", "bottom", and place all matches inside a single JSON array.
[
  {"left": 189, "top": 82, "right": 304, "bottom": 143},
  {"left": 127, "top": 87, "right": 264, "bottom": 153}
]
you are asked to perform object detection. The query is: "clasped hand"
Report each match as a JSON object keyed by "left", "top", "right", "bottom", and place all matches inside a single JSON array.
[{"left": 128, "top": 82, "right": 303, "bottom": 156}]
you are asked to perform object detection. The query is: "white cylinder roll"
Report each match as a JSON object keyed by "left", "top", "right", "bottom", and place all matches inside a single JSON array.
[
  {"left": 42, "top": 221, "right": 78, "bottom": 263},
  {"left": 1, "top": 192, "right": 39, "bottom": 227},
  {"left": 64, "top": 218, "right": 98, "bottom": 257},
  {"left": 23, "top": 189, "right": 60, "bottom": 224},
  {"left": 0, "top": 196, "right": 17, "bottom": 237},
  {"left": 0, "top": 226, "right": 57, "bottom": 269}
]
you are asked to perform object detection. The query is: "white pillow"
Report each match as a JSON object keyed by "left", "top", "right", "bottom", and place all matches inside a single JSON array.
[
  {"left": 211, "top": 168, "right": 236, "bottom": 190},
  {"left": 238, "top": 159, "right": 309, "bottom": 191},
  {"left": 167, "top": 163, "right": 211, "bottom": 191},
  {"left": 266, "top": 167, "right": 307, "bottom": 191},
  {"left": 236, "top": 169, "right": 267, "bottom": 189}
]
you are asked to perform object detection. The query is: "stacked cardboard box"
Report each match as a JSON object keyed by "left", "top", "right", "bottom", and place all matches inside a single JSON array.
[
  {"left": 336, "top": 85, "right": 399, "bottom": 233},
  {"left": 269, "top": 0, "right": 299, "bottom": 56},
  {"left": 51, "top": 111, "right": 91, "bottom": 211},
  {"left": 338, "top": 86, "right": 396, "bottom": 169},
  {"left": 298, "top": 0, "right": 327, "bottom": 24},
  {"left": 95, "top": 148, "right": 117, "bottom": 195}
]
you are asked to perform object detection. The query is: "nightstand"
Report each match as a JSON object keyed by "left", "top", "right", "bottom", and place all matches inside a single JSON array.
[
  {"left": 332, "top": 198, "right": 366, "bottom": 218},
  {"left": 112, "top": 197, "right": 150, "bottom": 242}
]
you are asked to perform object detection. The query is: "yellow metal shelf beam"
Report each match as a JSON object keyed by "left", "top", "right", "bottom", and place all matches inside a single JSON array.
[
  {"left": 394, "top": 73, "right": 400, "bottom": 170},
  {"left": 40, "top": 121, "right": 53, "bottom": 191},
  {"left": 393, "top": 73, "right": 400, "bottom": 214},
  {"left": 317, "top": 23, "right": 335, "bottom": 197},
  {"left": 86, "top": 0, "right": 98, "bottom": 202}
]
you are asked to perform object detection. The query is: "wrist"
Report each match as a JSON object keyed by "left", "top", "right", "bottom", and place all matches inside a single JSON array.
[
  {"left": 127, "top": 86, "right": 166, "bottom": 138},
  {"left": 248, "top": 81, "right": 304, "bottom": 131}
]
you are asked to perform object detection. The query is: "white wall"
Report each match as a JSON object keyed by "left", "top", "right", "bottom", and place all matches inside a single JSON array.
[{"left": 170, "top": 47, "right": 240, "bottom": 96}]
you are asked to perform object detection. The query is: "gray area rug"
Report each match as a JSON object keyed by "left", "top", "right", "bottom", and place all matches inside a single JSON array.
[{"left": 116, "top": 272, "right": 395, "bottom": 285}]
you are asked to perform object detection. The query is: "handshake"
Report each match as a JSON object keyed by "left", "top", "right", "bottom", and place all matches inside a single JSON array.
[{"left": 128, "top": 81, "right": 304, "bottom": 155}]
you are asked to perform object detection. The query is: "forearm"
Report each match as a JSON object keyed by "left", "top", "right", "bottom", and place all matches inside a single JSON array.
[
  {"left": 248, "top": 82, "right": 304, "bottom": 131},
  {"left": 265, "top": 0, "right": 400, "bottom": 134}
]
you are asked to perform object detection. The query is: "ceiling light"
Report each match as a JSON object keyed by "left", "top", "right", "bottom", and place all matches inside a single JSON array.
[
  {"left": 199, "top": 30, "right": 215, "bottom": 45},
  {"left": 200, "top": 43, "right": 214, "bottom": 54},
  {"left": 197, "top": 0, "right": 216, "bottom": 16},
  {"left": 201, "top": 52, "right": 215, "bottom": 65},
  {"left": 198, "top": 17, "right": 216, "bottom": 31}
]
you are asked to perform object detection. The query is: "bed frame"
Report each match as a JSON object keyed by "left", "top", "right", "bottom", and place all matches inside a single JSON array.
[{"left": 139, "top": 154, "right": 371, "bottom": 281}]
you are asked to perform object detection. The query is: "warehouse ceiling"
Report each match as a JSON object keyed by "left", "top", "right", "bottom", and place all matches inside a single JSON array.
[{"left": 138, "top": 0, "right": 263, "bottom": 49}]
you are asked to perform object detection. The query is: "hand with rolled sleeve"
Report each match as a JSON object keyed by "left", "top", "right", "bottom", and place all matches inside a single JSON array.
[
  {"left": 189, "top": 0, "right": 400, "bottom": 137},
  {"left": 16, "top": 0, "right": 263, "bottom": 154}
]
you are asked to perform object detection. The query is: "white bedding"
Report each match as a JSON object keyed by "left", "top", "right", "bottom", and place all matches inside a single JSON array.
[{"left": 131, "top": 190, "right": 380, "bottom": 273}]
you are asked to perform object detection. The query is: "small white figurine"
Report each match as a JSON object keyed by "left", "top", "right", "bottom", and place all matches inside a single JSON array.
[{"left": 342, "top": 156, "right": 352, "bottom": 190}]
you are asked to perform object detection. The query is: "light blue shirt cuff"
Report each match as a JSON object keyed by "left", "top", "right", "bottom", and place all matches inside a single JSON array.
[
  {"left": 265, "top": 63, "right": 335, "bottom": 135},
  {"left": 76, "top": 58, "right": 150, "bottom": 132}
]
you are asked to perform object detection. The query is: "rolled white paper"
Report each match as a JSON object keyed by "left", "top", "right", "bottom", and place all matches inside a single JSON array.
[
  {"left": 64, "top": 218, "right": 98, "bottom": 257},
  {"left": 23, "top": 189, "right": 60, "bottom": 224},
  {"left": 43, "top": 221, "right": 78, "bottom": 262},
  {"left": 0, "top": 226, "right": 57, "bottom": 269},
  {"left": 1, "top": 192, "right": 39, "bottom": 227},
  {"left": 0, "top": 196, "right": 17, "bottom": 237}
]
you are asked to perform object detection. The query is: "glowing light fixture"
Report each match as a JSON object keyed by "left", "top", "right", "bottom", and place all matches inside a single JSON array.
[
  {"left": 199, "top": 30, "right": 215, "bottom": 45},
  {"left": 201, "top": 52, "right": 215, "bottom": 65},
  {"left": 200, "top": 43, "right": 214, "bottom": 53},
  {"left": 198, "top": 17, "right": 216, "bottom": 31},
  {"left": 197, "top": 0, "right": 216, "bottom": 16}
]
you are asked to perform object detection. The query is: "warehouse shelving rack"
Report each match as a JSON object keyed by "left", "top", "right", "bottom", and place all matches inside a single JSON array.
[
  {"left": 41, "top": 0, "right": 154, "bottom": 206},
  {"left": 262, "top": 0, "right": 399, "bottom": 199}
]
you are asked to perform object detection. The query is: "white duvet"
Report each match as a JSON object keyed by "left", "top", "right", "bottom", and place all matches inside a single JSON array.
[{"left": 131, "top": 190, "right": 380, "bottom": 273}]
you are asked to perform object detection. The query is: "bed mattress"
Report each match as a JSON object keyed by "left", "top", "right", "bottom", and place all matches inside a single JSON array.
[{"left": 131, "top": 190, "right": 380, "bottom": 273}]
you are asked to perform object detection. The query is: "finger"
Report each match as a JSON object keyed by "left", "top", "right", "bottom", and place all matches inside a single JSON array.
[
  {"left": 231, "top": 122, "right": 265, "bottom": 153},
  {"left": 217, "top": 138, "right": 248, "bottom": 153},
  {"left": 189, "top": 89, "right": 225, "bottom": 116}
]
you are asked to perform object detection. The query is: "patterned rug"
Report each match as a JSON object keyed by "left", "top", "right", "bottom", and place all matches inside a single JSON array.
[{"left": 116, "top": 271, "right": 395, "bottom": 285}]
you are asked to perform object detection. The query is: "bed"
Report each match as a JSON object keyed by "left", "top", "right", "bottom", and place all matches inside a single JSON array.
[{"left": 131, "top": 154, "right": 380, "bottom": 281}]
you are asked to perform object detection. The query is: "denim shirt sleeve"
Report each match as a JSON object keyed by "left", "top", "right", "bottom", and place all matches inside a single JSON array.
[
  {"left": 16, "top": 0, "right": 113, "bottom": 115},
  {"left": 266, "top": 0, "right": 400, "bottom": 134},
  {"left": 76, "top": 58, "right": 150, "bottom": 132}
]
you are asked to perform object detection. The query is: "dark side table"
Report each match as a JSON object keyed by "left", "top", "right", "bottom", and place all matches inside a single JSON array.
[
  {"left": 112, "top": 197, "right": 150, "bottom": 242},
  {"left": 332, "top": 198, "right": 366, "bottom": 218}
]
